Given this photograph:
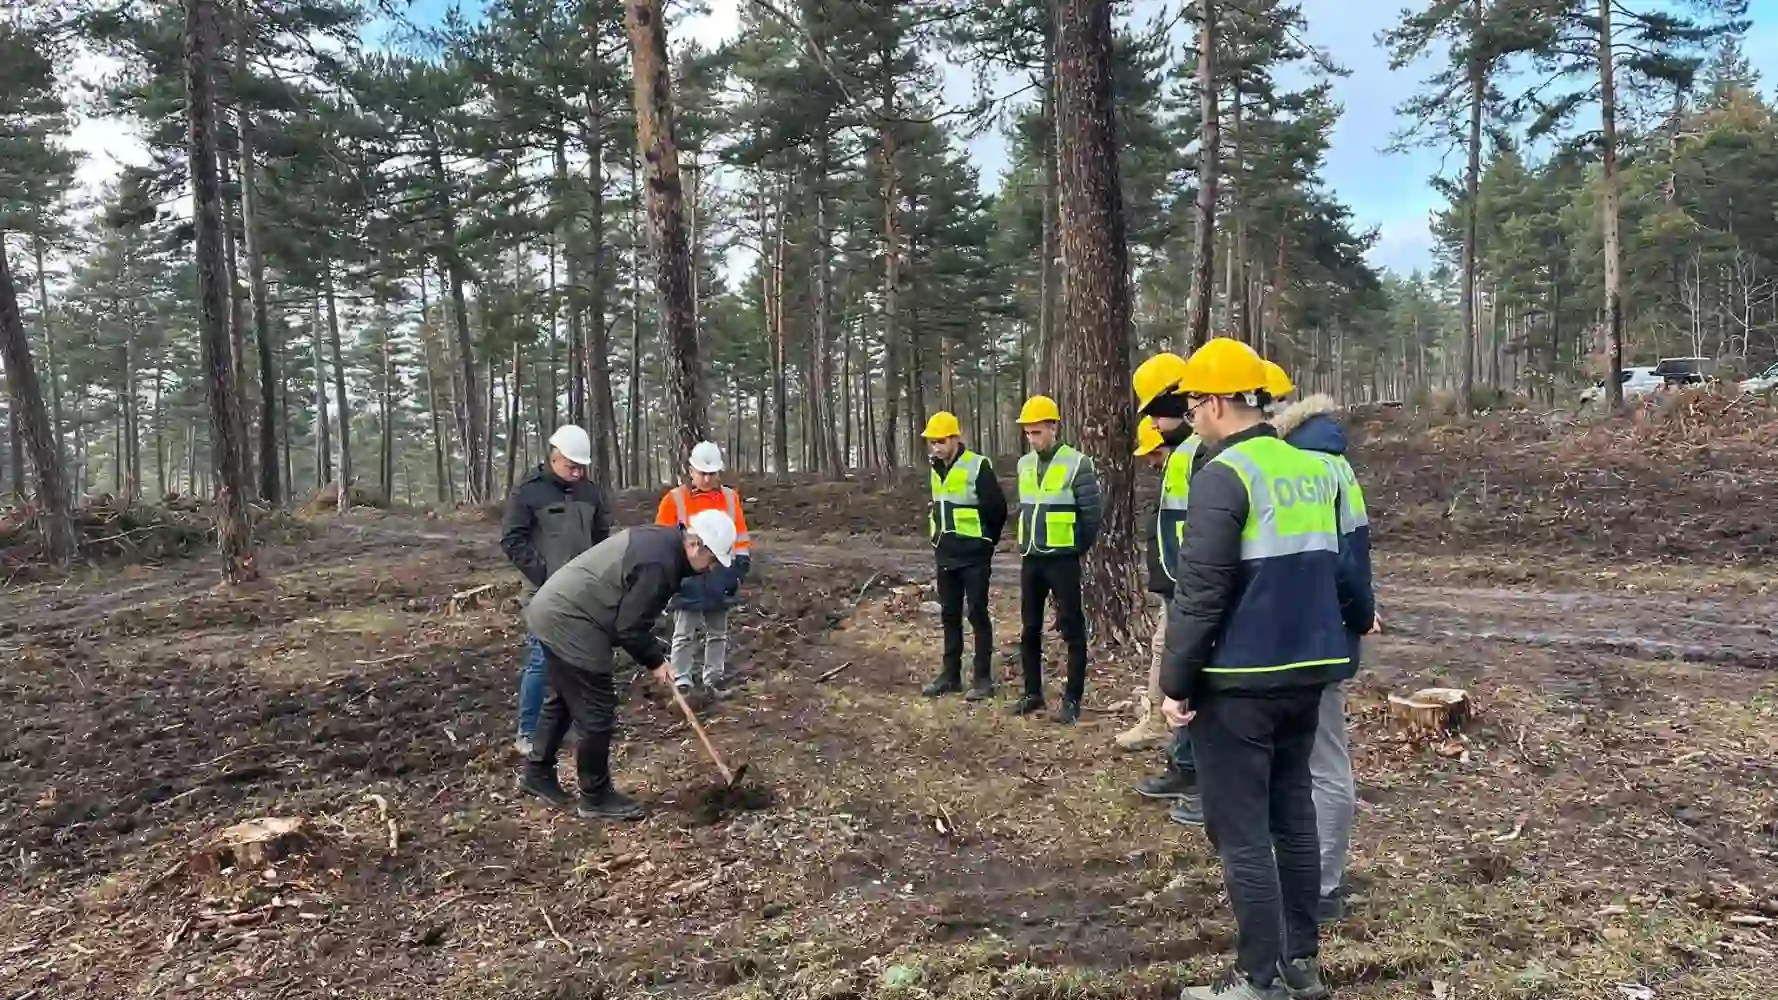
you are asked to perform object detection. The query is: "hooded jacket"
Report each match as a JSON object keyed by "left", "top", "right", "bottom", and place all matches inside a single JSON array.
[
  {"left": 1272, "top": 394, "right": 1376, "bottom": 675},
  {"left": 501, "top": 464, "right": 614, "bottom": 598},
  {"left": 524, "top": 525, "right": 696, "bottom": 672}
]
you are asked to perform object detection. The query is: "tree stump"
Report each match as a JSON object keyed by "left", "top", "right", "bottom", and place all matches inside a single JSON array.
[
  {"left": 1388, "top": 687, "right": 1471, "bottom": 735},
  {"left": 448, "top": 584, "right": 493, "bottom": 616},
  {"left": 189, "top": 817, "right": 309, "bottom": 876}
]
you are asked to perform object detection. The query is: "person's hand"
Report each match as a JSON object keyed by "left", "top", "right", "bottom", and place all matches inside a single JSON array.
[
  {"left": 1368, "top": 612, "right": 1384, "bottom": 635},
  {"left": 1162, "top": 697, "right": 1195, "bottom": 728},
  {"left": 651, "top": 663, "right": 674, "bottom": 689}
]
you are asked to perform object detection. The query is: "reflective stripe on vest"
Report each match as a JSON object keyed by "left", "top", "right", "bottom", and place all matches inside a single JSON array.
[
  {"left": 1157, "top": 436, "right": 1199, "bottom": 583},
  {"left": 930, "top": 451, "right": 987, "bottom": 542},
  {"left": 1016, "top": 445, "right": 1083, "bottom": 555},
  {"left": 1317, "top": 453, "right": 1369, "bottom": 533},
  {"left": 1202, "top": 436, "right": 1348, "bottom": 675},
  {"left": 669, "top": 486, "right": 750, "bottom": 546}
]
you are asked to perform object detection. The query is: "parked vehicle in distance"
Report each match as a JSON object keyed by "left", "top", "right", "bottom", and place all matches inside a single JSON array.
[
  {"left": 1580, "top": 366, "right": 1663, "bottom": 404},
  {"left": 1739, "top": 360, "right": 1778, "bottom": 393},
  {"left": 1652, "top": 356, "right": 1716, "bottom": 387}
]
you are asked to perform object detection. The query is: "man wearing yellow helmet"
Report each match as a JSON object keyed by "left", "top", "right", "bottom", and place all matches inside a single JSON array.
[
  {"left": 920, "top": 412, "right": 1008, "bottom": 701},
  {"left": 1012, "top": 394, "right": 1102, "bottom": 724},
  {"left": 1157, "top": 338, "right": 1373, "bottom": 1000}
]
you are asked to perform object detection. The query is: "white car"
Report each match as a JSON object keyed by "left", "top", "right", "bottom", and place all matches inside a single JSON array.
[
  {"left": 1739, "top": 361, "right": 1778, "bottom": 393},
  {"left": 1581, "top": 366, "right": 1663, "bottom": 404}
]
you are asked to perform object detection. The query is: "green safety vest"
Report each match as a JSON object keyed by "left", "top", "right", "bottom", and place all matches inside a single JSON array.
[
  {"left": 1157, "top": 435, "right": 1200, "bottom": 583},
  {"left": 929, "top": 450, "right": 988, "bottom": 543},
  {"left": 1201, "top": 435, "right": 1349, "bottom": 677},
  {"left": 1016, "top": 445, "right": 1086, "bottom": 556}
]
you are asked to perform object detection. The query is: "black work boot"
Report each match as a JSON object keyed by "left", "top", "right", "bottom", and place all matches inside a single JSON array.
[
  {"left": 1136, "top": 765, "right": 1197, "bottom": 800},
  {"left": 922, "top": 671, "right": 963, "bottom": 698},
  {"left": 1054, "top": 698, "right": 1081, "bottom": 725},
  {"left": 1276, "top": 956, "right": 1331, "bottom": 1000},
  {"left": 1009, "top": 693, "right": 1046, "bottom": 717},
  {"left": 577, "top": 784, "right": 645, "bottom": 821},
  {"left": 519, "top": 762, "right": 574, "bottom": 808},
  {"left": 964, "top": 671, "right": 994, "bottom": 702}
]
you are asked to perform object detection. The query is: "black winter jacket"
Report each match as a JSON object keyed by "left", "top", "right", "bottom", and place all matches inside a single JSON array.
[{"left": 501, "top": 464, "right": 614, "bottom": 591}]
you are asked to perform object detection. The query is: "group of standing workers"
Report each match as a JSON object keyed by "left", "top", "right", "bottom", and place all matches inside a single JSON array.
[
  {"left": 496, "top": 335, "right": 1374, "bottom": 999},
  {"left": 921, "top": 337, "right": 1375, "bottom": 1000},
  {"left": 499, "top": 427, "right": 748, "bottom": 821}
]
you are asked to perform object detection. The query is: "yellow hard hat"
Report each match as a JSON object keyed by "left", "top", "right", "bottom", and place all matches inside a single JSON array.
[
  {"left": 1177, "top": 337, "right": 1268, "bottom": 396},
  {"left": 1262, "top": 360, "right": 1294, "bottom": 399},
  {"left": 1133, "top": 417, "right": 1164, "bottom": 456},
  {"left": 1132, "top": 352, "right": 1189, "bottom": 413},
  {"left": 922, "top": 411, "right": 962, "bottom": 440},
  {"left": 1016, "top": 394, "right": 1061, "bottom": 425}
]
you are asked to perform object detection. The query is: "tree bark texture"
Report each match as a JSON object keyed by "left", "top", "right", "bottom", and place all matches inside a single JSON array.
[
  {"left": 625, "top": 0, "right": 709, "bottom": 461},
  {"left": 1188, "top": 0, "right": 1219, "bottom": 350},
  {"left": 0, "top": 243, "right": 75, "bottom": 565},
  {"left": 428, "top": 141, "right": 487, "bottom": 502},
  {"left": 1461, "top": 0, "right": 1483, "bottom": 408},
  {"left": 1054, "top": 0, "right": 1140, "bottom": 643},
  {"left": 1598, "top": 0, "right": 1626, "bottom": 405},
  {"left": 184, "top": 0, "right": 258, "bottom": 582}
]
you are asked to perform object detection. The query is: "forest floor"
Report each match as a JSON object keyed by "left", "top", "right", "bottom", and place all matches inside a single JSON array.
[{"left": 3, "top": 403, "right": 1778, "bottom": 999}]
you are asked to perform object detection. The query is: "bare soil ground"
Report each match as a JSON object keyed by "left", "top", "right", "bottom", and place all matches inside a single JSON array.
[{"left": 3, "top": 410, "right": 1777, "bottom": 999}]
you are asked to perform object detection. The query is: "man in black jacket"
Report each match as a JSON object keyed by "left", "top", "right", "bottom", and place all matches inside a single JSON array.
[
  {"left": 1159, "top": 339, "right": 1373, "bottom": 1000},
  {"left": 919, "top": 411, "right": 1008, "bottom": 701},
  {"left": 500, "top": 426, "right": 613, "bottom": 756},
  {"left": 521, "top": 510, "right": 738, "bottom": 821}
]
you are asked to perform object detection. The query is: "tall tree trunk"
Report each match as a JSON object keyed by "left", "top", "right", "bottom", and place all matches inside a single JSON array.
[
  {"left": 236, "top": 0, "right": 281, "bottom": 504},
  {"left": 311, "top": 299, "right": 332, "bottom": 488},
  {"left": 218, "top": 151, "right": 255, "bottom": 500},
  {"left": 0, "top": 245, "right": 75, "bottom": 564},
  {"left": 879, "top": 131, "right": 902, "bottom": 468},
  {"left": 30, "top": 235, "right": 63, "bottom": 458},
  {"left": 556, "top": 133, "right": 584, "bottom": 431},
  {"left": 380, "top": 318, "right": 394, "bottom": 503},
  {"left": 427, "top": 141, "right": 486, "bottom": 502},
  {"left": 421, "top": 273, "right": 448, "bottom": 504},
  {"left": 323, "top": 262, "right": 351, "bottom": 497},
  {"left": 1460, "top": 0, "right": 1483, "bottom": 407},
  {"left": 184, "top": 0, "right": 257, "bottom": 582},
  {"left": 1187, "top": 0, "right": 1219, "bottom": 350},
  {"left": 1598, "top": 0, "right": 1625, "bottom": 405},
  {"left": 584, "top": 111, "right": 618, "bottom": 486},
  {"left": 1229, "top": 80, "right": 1252, "bottom": 344},
  {"left": 1055, "top": 0, "right": 1139, "bottom": 642},
  {"left": 771, "top": 191, "right": 788, "bottom": 471},
  {"left": 814, "top": 136, "right": 841, "bottom": 475},
  {"left": 1035, "top": 57, "right": 1058, "bottom": 396},
  {"left": 506, "top": 338, "right": 522, "bottom": 494},
  {"left": 627, "top": 147, "right": 644, "bottom": 488},
  {"left": 625, "top": 0, "right": 709, "bottom": 459}
]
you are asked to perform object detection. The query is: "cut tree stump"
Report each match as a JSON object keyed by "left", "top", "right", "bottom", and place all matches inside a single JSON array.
[
  {"left": 1388, "top": 687, "right": 1471, "bottom": 735},
  {"left": 189, "top": 816, "right": 310, "bottom": 876}
]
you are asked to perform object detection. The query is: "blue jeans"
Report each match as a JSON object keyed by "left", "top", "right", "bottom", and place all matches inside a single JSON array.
[
  {"left": 1170, "top": 726, "right": 1198, "bottom": 776},
  {"left": 518, "top": 634, "right": 547, "bottom": 738}
]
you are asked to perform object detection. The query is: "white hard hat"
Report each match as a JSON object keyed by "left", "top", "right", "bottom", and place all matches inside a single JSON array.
[
  {"left": 686, "top": 509, "right": 736, "bottom": 567},
  {"left": 548, "top": 425, "right": 593, "bottom": 467},
  {"left": 688, "top": 440, "right": 724, "bottom": 474}
]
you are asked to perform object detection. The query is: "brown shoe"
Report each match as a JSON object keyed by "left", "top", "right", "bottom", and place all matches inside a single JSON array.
[{"left": 1114, "top": 694, "right": 1170, "bottom": 751}]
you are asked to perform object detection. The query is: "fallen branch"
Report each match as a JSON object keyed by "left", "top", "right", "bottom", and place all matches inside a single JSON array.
[
  {"left": 850, "top": 573, "right": 881, "bottom": 610},
  {"left": 815, "top": 661, "right": 853, "bottom": 684},
  {"left": 540, "top": 907, "right": 577, "bottom": 954}
]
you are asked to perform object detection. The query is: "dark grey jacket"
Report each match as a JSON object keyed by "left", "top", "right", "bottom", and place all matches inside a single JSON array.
[
  {"left": 524, "top": 526, "right": 696, "bottom": 672},
  {"left": 501, "top": 465, "right": 613, "bottom": 597}
]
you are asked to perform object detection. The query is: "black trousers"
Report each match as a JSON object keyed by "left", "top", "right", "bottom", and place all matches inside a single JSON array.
[
  {"left": 937, "top": 561, "right": 994, "bottom": 682},
  {"left": 529, "top": 641, "right": 620, "bottom": 793},
  {"left": 1018, "top": 554, "right": 1087, "bottom": 702},
  {"left": 1190, "top": 687, "right": 1324, "bottom": 983}
]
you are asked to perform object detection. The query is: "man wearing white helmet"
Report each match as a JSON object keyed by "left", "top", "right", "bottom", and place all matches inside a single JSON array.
[
  {"left": 655, "top": 441, "right": 752, "bottom": 698},
  {"left": 501, "top": 425, "right": 613, "bottom": 756},
  {"left": 522, "top": 510, "right": 738, "bottom": 820}
]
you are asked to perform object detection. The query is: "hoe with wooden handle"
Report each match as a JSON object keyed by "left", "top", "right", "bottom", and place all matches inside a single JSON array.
[{"left": 670, "top": 685, "right": 748, "bottom": 787}]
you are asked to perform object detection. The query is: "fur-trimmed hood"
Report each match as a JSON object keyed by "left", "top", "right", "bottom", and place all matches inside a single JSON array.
[{"left": 1270, "top": 393, "right": 1347, "bottom": 456}]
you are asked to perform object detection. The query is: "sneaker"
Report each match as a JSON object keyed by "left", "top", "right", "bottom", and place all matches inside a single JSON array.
[
  {"left": 576, "top": 785, "right": 645, "bottom": 821},
  {"left": 1009, "top": 693, "right": 1046, "bottom": 717},
  {"left": 964, "top": 676, "right": 994, "bottom": 701},
  {"left": 1168, "top": 794, "right": 1205, "bottom": 827},
  {"left": 1054, "top": 699, "right": 1081, "bottom": 725},
  {"left": 518, "top": 765, "right": 573, "bottom": 808},
  {"left": 513, "top": 735, "right": 535, "bottom": 757},
  {"left": 1316, "top": 893, "right": 1344, "bottom": 925},
  {"left": 1276, "top": 957, "right": 1330, "bottom": 1000},
  {"left": 922, "top": 673, "right": 963, "bottom": 698},
  {"left": 1180, "top": 968, "right": 1289, "bottom": 999},
  {"left": 1136, "top": 768, "right": 1197, "bottom": 800}
]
